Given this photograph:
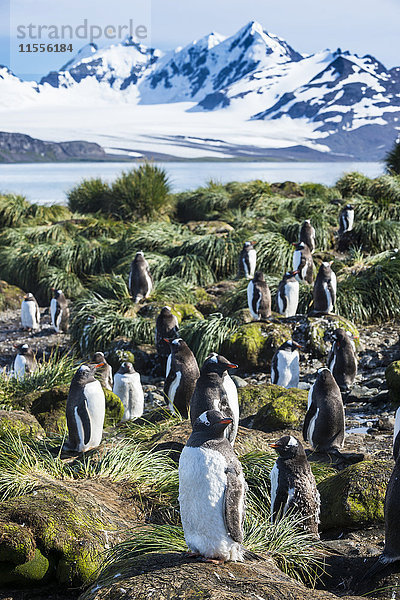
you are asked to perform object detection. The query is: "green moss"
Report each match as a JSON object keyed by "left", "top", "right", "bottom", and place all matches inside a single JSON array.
[
  {"left": 222, "top": 322, "right": 291, "bottom": 371},
  {"left": 0, "top": 521, "right": 36, "bottom": 564},
  {"left": 0, "top": 410, "right": 45, "bottom": 440},
  {"left": 172, "top": 303, "right": 204, "bottom": 323},
  {"left": 0, "top": 548, "right": 50, "bottom": 583},
  {"left": 0, "top": 280, "right": 24, "bottom": 312},
  {"left": 246, "top": 384, "right": 308, "bottom": 431},
  {"left": 385, "top": 360, "right": 400, "bottom": 404},
  {"left": 318, "top": 459, "right": 392, "bottom": 530},
  {"left": 28, "top": 385, "right": 69, "bottom": 434},
  {"left": 307, "top": 315, "right": 360, "bottom": 358},
  {"left": 104, "top": 388, "right": 124, "bottom": 426}
]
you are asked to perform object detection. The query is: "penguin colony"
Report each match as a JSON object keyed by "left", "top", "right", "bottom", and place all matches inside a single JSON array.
[{"left": 9, "top": 202, "right": 400, "bottom": 574}]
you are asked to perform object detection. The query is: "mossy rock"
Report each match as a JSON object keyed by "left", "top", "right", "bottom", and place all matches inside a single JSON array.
[
  {"left": 0, "top": 409, "right": 45, "bottom": 440},
  {"left": 103, "top": 388, "right": 124, "bottom": 426},
  {"left": 221, "top": 322, "right": 291, "bottom": 371},
  {"left": 385, "top": 360, "right": 400, "bottom": 404},
  {"left": 232, "top": 308, "right": 254, "bottom": 325},
  {"left": 0, "top": 548, "right": 50, "bottom": 584},
  {"left": 270, "top": 181, "right": 304, "bottom": 198},
  {"left": 242, "top": 384, "right": 308, "bottom": 431},
  {"left": 196, "top": 299, "right": 218, "bottom": 316},
  {"left": 307, "top": 315, "right": 360, "bottom": 358},
  {"left": 0, "top": 521, "right": 36, "bottom": 564},
  {"left": 29, "top": 385, "right": 69, "bottom": 434},
  {"left": 172, "top": 303, "right": 203, "bottom": 323},
  {"left": 318, "top": 459, "right": 393, "bottom": 530},
  {"left": 0, "top": 280, "right": 24, "bottom": 312}
]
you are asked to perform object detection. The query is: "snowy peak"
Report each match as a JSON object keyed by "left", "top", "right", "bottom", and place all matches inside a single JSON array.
[
  {"left": 231, "top": 20, "right": 302, "bottom": 62},
  {"left": 61, "top": 43, "right": 98, "bottom": 70}
]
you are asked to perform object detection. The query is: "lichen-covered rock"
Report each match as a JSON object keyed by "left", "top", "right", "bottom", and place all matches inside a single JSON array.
[
  {"left": 29, "top": 385, "right": 69, "bottom": 434},
  {"left": 0, "top": 409, "right": 45, "bottom": 440},
  {"left": 221, "top": 322, "right": 291, "bottom": 371},
  {"left": 196, "top": 299, "right": 218, "bottom": 316},
  {"left": 318, "top": 459, "right": 393, "bottom": 530},
  {"left": 385, "top": 360, "right": 400, "bottom": 404},
  {"left": 172, "top": 303, "right": 204, "bottom": 323},
  {"left": 307, "top": 315, "right": 361, "bottom": 358},
  {"left": 0, "top": 548, "right": 50, "bottom": 584},
  {"left": 243, "top": 384, "right": 308, "bottom": 431},
  {"left": 0, "top": 280, "right": 24, "bottom": 312},
  {"left": 103, "top": 388, "right": 124, "bottom": 426}
]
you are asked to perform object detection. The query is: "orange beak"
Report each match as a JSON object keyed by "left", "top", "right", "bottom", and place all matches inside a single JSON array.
[
  {"left": 269, "top": 442, "right": 280, "bottom": 449},
  {"left": 227, "top": 363, "right": 238, "bottom": 369},
  {"left": 219, "top": 418, "right": 233, "bottom": 425},
  {"left": 94, "top": 362, "right": 105, "bottom": 368}
]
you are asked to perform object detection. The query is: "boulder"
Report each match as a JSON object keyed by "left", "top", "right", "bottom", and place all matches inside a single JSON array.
[
  {"left": 0, "top": 280, "right": 24, "bottom": 311},
  {"left": 221, "top": 322, "right": 291, "bottom": 371},
  {"left": 79, "top": 551, "right": 364, "bottom": 600},
  {"left": 385, "top": 360, "right": 400, "bottom": 404},
  {"left": 103, "top": 388, "right": 124, "bottom": 426},
  {"left": 0, "top": 409, "right": 44, "bottom": 440},
  {"left": 318, "top": 459, "right": 393, "bottom": 530},
  {"left": 307, "top": 315, "right": 361, "bottom": 358},
  {"left": 242, "top": 384, "right": 308, "bottom": 431}
]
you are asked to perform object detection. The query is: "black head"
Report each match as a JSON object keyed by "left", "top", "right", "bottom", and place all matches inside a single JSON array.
[
  {"left": 283, "top": 270, "right": 298, "bottom": 280},
  {"left": 201, "top": 353, "right": 238, "bottom": 375},
  {"left": 160, "top": 306, "right": 172, "bottom": 317},
  {"left": 318, "top": 261, "right": 333, "bottom": 278},
  {"left": 164, "top": 337, "right": 186, "bottom": 352},
  {"left": 73, "top": 363, "right": 102, "bottom": 386},
  {"left": 15, "top": 343, "right": 30, "bottom": 355},
  {"left": 303, "top": 219, "right": 311, "bottom": 225},
  {"left": 192, "top": 409, "right": 233, "bottom": 439},
  {"left": 316, "top": 367, "right": 335, "bottom": 385},
  {"left": 332, "top": 328, "right": 351, "bottom": 346},
  {"left": 292, "top": 241, "right": 306, "bottom": 251},
  {"left": 253, "top": 270, "right": 265, "bottom": 283},
  {"left": 345, "top": 204, "right": 354, "bottom": 210},
  {"left": 92, "top": 351, "right": 106, "bottom": 364},
  {"left": 243, "top": 241, "right": 254, "bottom": 250},
  {"left": 270, "top": 435, "right": 305, "bottom": 460},
  {"left": 119, "top": 361, "right": 135, "bottom": 374},
  {"left": 280, "top": 340, "right": 303, "bottom": 352},
  {"left": 51, "top": 288, "right": 64, "bottom": 300},
  {"left": 134, "top": 251, "right": 146, "bottom": 264},
  {"left": 24, "top": 292, "right": 35, "bottom": 301}
]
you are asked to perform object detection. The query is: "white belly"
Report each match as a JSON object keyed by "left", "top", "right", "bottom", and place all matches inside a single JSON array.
[
  {"left": 21, "top": 301, "right": 39, "bottom": 329},
  {"left": 179, "top": 446, "right": 243, "bottom": 561},
  {"left": 144, "top": 272, "right": 153, "bottom": 298},
  {"left": 307, "top": 407, "right": 320, "bottom": 448},
  {"left": 165, "top": 353, "right": 172, "bottom": 378},
  {"left": 247, "top": 281, "right": 259, "bottom": 320},
  {"left": 270, "top": 462, "right": 279, "bottom": 523},
  {"left": 274, "top": 350, "right": 299, "bottom": 388},
  {"left": 113, "top": 373, "right": 144, "bottom": 421},
  {"left": 247, "top": 249, "right": 256, "bottom": 279},
  {"left": 283, "top": 280, "right": 299, "bottom": 317},
  {"left": 83, "top": 380, "right": 105, "bottom": 449},
  {"left": 347, "top": 211, "right": 354, "bottom": 232},
  {"left": 13, "top": 354, "right": 27, "bottom": 380},
  {"left": 168, "top": 371, "right": 182, "bottom": 414},
  {"left": 223, "top": 373, "right": 239, "bottom": 444},
  {"left": 292, "top": 250, "right": 301, "bottom": 272},
  {"left": 394, "top": 407, "right": 400, "bottom": 454}
]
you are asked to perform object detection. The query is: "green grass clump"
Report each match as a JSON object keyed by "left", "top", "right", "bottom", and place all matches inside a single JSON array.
[
  {"left": 67, "top": 177, "right": 111, "bottom": 214},
  {"left": 336, "top": 171, "right": 372, "bottom": 197},
  {"left": 253, "top": 233, "right": 293, "bottom": 275},
  {"left": 180, "top": 313, "right": 239, "bottom": 365},
  {"left": 173, "top": 234, "right": 240, "bottom": 280},
  {"left": 175, "top": 184, "right": 230, "bottom": 222},
  {"left": 385, "top": 139, "right": 400, "bottom": 175}
]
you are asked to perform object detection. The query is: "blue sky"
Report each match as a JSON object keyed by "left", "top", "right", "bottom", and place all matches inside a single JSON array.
[{"left": 1, "top": 0, "right": 399, "bottom": 80}]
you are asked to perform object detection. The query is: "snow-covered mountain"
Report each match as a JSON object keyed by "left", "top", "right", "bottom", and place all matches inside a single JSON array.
[{"left": 0, "top": 20, "right": 399, "bottom": 160}]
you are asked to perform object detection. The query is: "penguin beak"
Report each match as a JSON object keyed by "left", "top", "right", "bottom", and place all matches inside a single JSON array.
[
  {"left": 292, "top": 269, "right": 299, "bottom": 275},
  {"left": 292, "top": 243, "right": 297, "bottom": 247},
  {"left": 292, "top": 342, "right": 303, "bottom": 350},
  {"left": 227, "top": 363, "right": 238, "bottom": 369},
  {"left": 269, "top": 442, "right": 281, "bottom": 449},
  {"left": 163, "top": 338, "right": 171, "bottom": 343},
  {"left": 218, "top": 418, "right": 233, "bottom": 425},
  {"left": 94, "top": 362, "right": 105, "bottom": 368}
]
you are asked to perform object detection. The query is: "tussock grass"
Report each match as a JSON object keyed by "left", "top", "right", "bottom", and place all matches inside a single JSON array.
[
  {"left": 160, "top": 254, "right": 215, "bottom": 287},
  {"left": 150, "top": 277, "right": 196, "bottom": 304},
  {"left": 173, "top": 234, "right": 240, "bottom": 280},
  {"left": 351, "top": 220, "right": 400, "bottom": 253},
  {"left": 180, "top": 313, "right": 239, "bottom": 364},
  {"left": 123, "top": 410, "right": 183, "bottom": 445},
  {"left": 253, "top": 233, "right": 293, "bottom": 275}
]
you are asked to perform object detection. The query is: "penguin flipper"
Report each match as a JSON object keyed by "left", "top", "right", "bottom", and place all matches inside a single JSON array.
[
  {"left": 77, "top": 401, "right": 91, "bottom": 445},
  {"left": 224, "top": 463, "right": 245, "bottom": 544},
  {"left": 252, "top": 285, "right": 261, "bottom": 318},
  {"left": 271, "top": 353, "right": 279, "bottom": 384},
  {"left": 54, "top": 302, "right": 62, "bottom": 329},
  {"left": 271, "top": 487, "right": 289, "bottom": 523},
  {"left": 303, "top": 403, "right": 317, "bottom": 442}
]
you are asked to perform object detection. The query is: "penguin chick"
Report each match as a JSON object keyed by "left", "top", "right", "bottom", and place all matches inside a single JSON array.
[
  {"left": 21, "top": 293, "right": 40, "bottom": 331},
  {"left": 299, "top": 220, "right": 316, "bottom": 254},
  {"left": 327, "top": 328, "right": 357, "bottom": 393},
  {"left": 303, "top": 368, "right": 345, "bottom": 452},
  {"left": 164, "top": 338, "right": 199, "bottom": 419},
  {"left": 91, "top": 351, "right": 113, "bottom": 390},
  {"left": 247, "top": 271, "right": 271, "bottom": 320},
  {"left": 113, "top": 361, "right": 144, "bottom": 421},
  {"left": 312, "top": 262, "right": 336, "bottom": 314},
  {"left": 190, "top": 353, "right": 239, "bottom": 445},
  {"left": 13, "top": 344, "right": 37, "bottom": 381},
  {"left": 129, "top": 251, "right": 153, "bottom": 303},
  {"left": 50, "top": 289, "right": 69, "bottom": 333},
  {"left": 155, "top": 306, "right": 179, "bottom": 368},
  {"left": 292, "top": 242, "right": 313, "bottom": 284},
  {"left": 179, "top": 409, "right": 247, "bottom": 563},
  {"left": 238, "top": 241, "right": 256, "bottom": 280},
  {"left": 271, "top": 341, "right": 302, "bottom": 388},
  {"left": 276, "top": 271, "right": 299, "bottom": 317},
  {"left": 339, "top": 204, "right": 354, "bottom": 236},
  {"left": 270, "top": 435, "right": 319, "bottom": 536},
  {"left": 63, "top": 364, "right": 105, "bottom": 453}
]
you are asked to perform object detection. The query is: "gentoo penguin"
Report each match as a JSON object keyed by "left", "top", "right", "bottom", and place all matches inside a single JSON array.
[
  {"left": 327, "top": 328, "right": 357, "bottom": 392},
  {"left": 292, "top": 242, "right": 313, "bottom": 284},
  {"left": 247, "top": 271, "right": 271, "bottom": 321},
  {"left": 13, "top": 344, "right": 37, "bottom": 381},
  {"left": 339, "top": 204, "right": 354, "bottom": 236},
  {"left": 164, "top": 338, "right": 200, "bottom": 419},
  {"left": 303, "top": 368, "right": 345, "bottom": 452},
  {"left": 50, "top": 289, "right": 69, "bottom": 333},
  {"left": 129, "top": 251, "right": 153, "bottom": 303},
  {"left": 190, "top": 354, "right": 239, "bottom": 445},
  {"left": 63, "top": 364, "right": 106, "bottom": 453},
  {"left": 299, "top": 220, "right": 316, "bottom": 254},
  {"left": 271, "top": 341, "right": 301, "bottom": 388},
  {"left": 113, "top": 361, "right": 144, "bottom": 421},
  {"left": 91, "top": 351, "right": 113, "bottom": 390},
  {"left": 20, "top": 293, "right": 40, "bottom": 331},
  {"left": 276, "top": 270, "right": 299, "bottom": 317},
  {"left": 312, "top": 262, "right": 337, "bottom": 314},
  {"left": 179, "top": 409, "right": 246, "bottom": 562},
  {"left": 155, "top": 306, "right": 179, "bottom": 370},
  {"left": 393, "top": 407, "right": 400, "bottom": 460},
  {"left": 270, "top": 435, "right": 319, "bottom": 536},
  {"left": 238, "top": 241, "right": 256, "bottom": 280}
]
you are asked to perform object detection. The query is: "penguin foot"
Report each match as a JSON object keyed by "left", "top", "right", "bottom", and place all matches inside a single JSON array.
[
  {"left": 199, "top": 557, "right": 225, "bottom": 565},
  {"left": 185, "top": 551, "right": 201, "bottom": 559}
]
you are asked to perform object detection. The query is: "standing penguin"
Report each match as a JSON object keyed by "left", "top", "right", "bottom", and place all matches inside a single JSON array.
[
  {"left": 271, "top": 341, "right": 301, "bottom": 388},
  {"left": 164, "top": 338, "right": 200, "bottom": 419},
  {"left": 113, "top": 361, "right": 144, "bottom": 421},
  {"left": 63, "top": 364, "right": 105, "bottom": 453},
  {"left": 238, "top": 241, "right": 257, "bottom": 280},
  {"left": 303, "top": 368, "right": 345, "bottom": 452},
  {"left": 50, "top": 289, "right": 69, "bottom": 333},
  {"left": 91, "top": 351, "right": 113, "bottom": 390},
  {"left": 190, "top": 354, "right": 239, "bottom": 445},
  {"left": 270, "top": 435, "right": 319, "bottom": 536},
  {"left": 299, "top": 220, "right": 316, "bottom": 254},
  {"left": 327, "top": 328, "right": 357, "bottom": 392},
  {"left": 313, "top": 262, "right": 337, "bottom": 314},
  {"left": 13, "top": 344, "right": 37, "bottom": 381},
  {"left": 276, "top": 271, "right": 299, "bottom": 317},
  {"left": 155, "top": 306, "right": 179, "bottom": 370},
  {"left": 339, "top": 204, "right": 354, "bottom": 236},
  {"left": 247, "top": 271, "right": 271, "bottom": 321},
  {"left": 129, "top": 251, "right": 153, "bottom": 303},
  {"left": 292, "top": 242, "right": 313, "bottom": 284},
  {"left": 20, "top": 293, "right": 40, "bottom": 331},
  {"left": 179, "top": 409, "right": 246, "bottom": 562}
]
